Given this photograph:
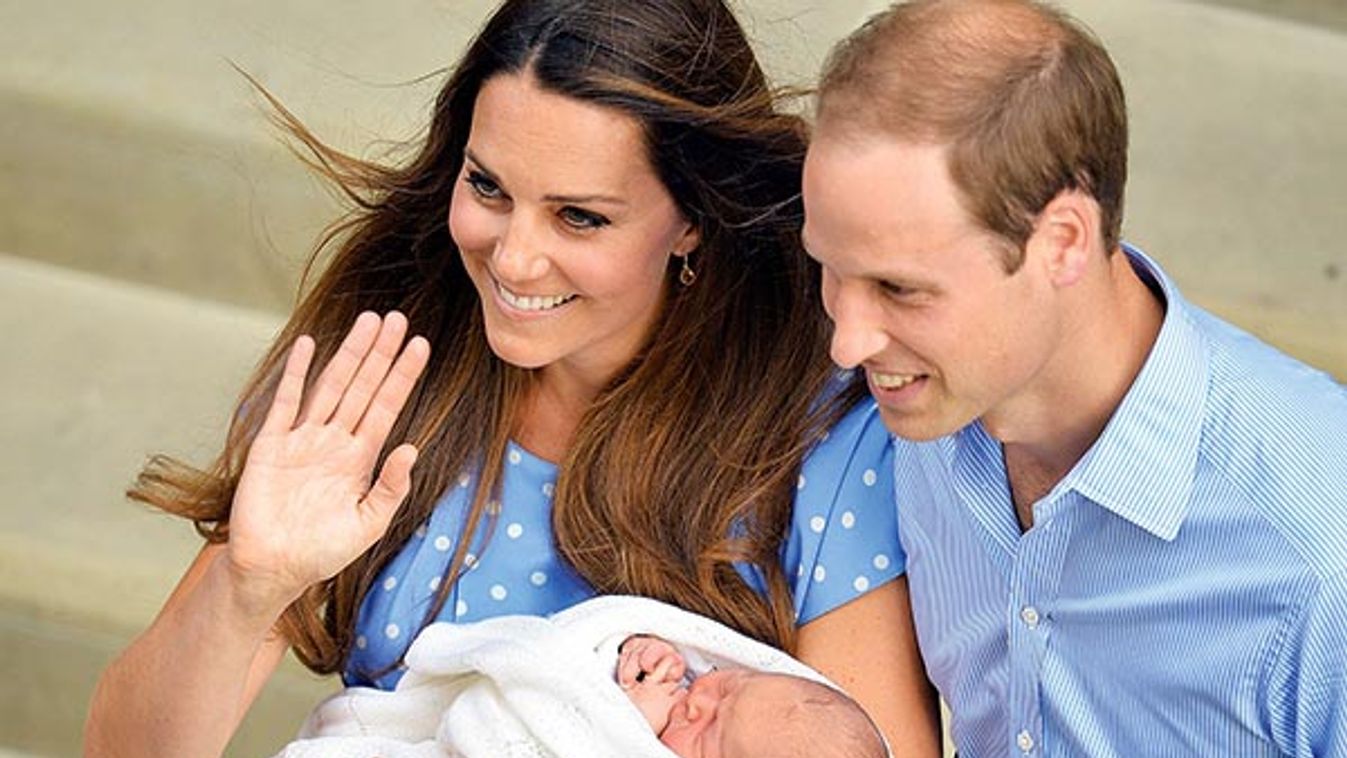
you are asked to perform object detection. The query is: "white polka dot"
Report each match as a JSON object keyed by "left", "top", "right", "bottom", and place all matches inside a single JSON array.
[
  {"left": 797, "top": 564, "right": 805, "bottom": 578},
  {"left": 428, "top": 576, "right": 441, "bottom": 592},
  {"left": 384, "top": 623, "right": 400, "bottom": 640},
  {"left": 506, "top": 523, "right": 524, "bottom": 539},
  {"left": 841, "top": 511, "right": 856, "bottom": 529},
  {"left": 873, "top": 554, "right": 891, "bottom": 571},
  {"left": 542, "top": 482, "right": 555, "bottom": 497},
  {"left": 508, "top": 449, "right": 522, "bottom": 465},
  {"left": 809, "top": 516, "right": 826, "bottom": 533},
  {"left": 434, "top": 535, "right": 452, "bottom": 552},
  {"left": 853, "top": 576, "right": 870, "bottom": 592},
  {"left": 530, "top": 571, "right": 548, "bottom": 587},
  {"left": 813, "top": 565, "right": 827, "bottom": 582},
  {"left": 355, "top": 635, "right": 368, "bottom": 650},
  {"left": 457, "top": 472, "right": 471, "bottom": 489},
  {"left": 487, "top": 500, "right": 501, "bottom": 515},
  {"left": 797, "top": 474, "right": 807, "bottom": 491},
  {"left": 382, "top": 576, "right": 398, "bottom": 591},
  {"left": 862, "top": 469, "right": 878, "bottom": 487},
  {"left": 456, "top": 600, "right": 468, "bottom": 617},
  {"left": 465, "top": 553, "right": 478, "bottom": 570},
  {"left": 414, "top": 524, "right": 427, "bottom": 539},
  {"left": 490, "top": 584, "right": 508, "bottom": 601},
  {"left": 820, "top": 431, "right": 829, "bottom": 442}
]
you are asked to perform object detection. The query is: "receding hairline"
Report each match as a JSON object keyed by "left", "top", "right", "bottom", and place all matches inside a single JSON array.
[{"left": 817, "top": 0, "right": 1075, "bottom": 138}]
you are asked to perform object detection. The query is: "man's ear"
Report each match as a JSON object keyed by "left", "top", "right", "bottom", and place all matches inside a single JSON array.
[{"left": 1027, "top": 189, "right": 1099, "bottom": 287}]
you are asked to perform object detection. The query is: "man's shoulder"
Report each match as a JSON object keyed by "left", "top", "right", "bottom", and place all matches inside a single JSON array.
[
  {"left": 1186, "top": 306, "right": 1347, "bottom": 575},
  {"left": 1190, "top": 304, "right": 1347, "bottom": 446}
]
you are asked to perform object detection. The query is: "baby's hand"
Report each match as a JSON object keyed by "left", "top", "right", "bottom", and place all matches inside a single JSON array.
[{"left": 618, "top": 635, "right": 687, "bottom": 689}]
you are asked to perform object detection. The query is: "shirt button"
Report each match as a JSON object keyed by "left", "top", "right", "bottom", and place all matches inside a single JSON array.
[
  {"left": 1017, "top": 730, "right": 1035, "bottom": 753},
  {"left": 1020, "top": 606, "right": 1041, "bottom": 629}
]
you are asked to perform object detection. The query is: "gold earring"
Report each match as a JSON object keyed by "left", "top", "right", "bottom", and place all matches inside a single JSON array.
[{"left": 679, "top": 254, "right": 697, "bottom": 287}]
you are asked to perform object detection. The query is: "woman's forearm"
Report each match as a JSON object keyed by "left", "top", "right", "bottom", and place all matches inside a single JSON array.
[{"left": 84, "top": 546, "right": 290, "bottom": 758}]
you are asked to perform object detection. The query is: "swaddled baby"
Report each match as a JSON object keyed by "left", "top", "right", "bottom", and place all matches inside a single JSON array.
[{"left": 617, "top": 634, "right": 886, "bottom": 758}]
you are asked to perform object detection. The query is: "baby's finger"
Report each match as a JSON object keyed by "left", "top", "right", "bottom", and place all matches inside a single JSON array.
[
  {"left": 647, "top": 656, "right": 676, "bottom": 685},
  {"left": 617, "top": 649, "right": 642, "bottom": 687}
]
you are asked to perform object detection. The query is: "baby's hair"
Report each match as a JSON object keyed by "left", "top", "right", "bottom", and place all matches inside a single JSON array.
[{"left": 771, "top": 677, "right": 888, "bottom": 758}]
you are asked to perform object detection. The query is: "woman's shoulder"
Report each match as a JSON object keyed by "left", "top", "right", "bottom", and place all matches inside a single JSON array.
[{"left": 801, "top": 381, "right": 891, "bottom": 477}]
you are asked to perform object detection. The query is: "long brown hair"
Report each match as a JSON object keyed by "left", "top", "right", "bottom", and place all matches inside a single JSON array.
[{"left": 132, "top": 0, "right": 862, "bottom": 673}]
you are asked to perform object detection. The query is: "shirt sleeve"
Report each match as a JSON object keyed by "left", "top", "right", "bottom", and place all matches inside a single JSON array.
[
  {"left": 784, "top": 397, "right": 906, "bottom": 625},
  {"left": 1264, "top": 568, "right": 1347, "bottom": 757}
]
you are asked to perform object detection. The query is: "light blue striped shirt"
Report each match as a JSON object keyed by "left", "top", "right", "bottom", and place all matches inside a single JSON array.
[{"left": 895, "top": 247, "right": 1347, "bottom": 757}]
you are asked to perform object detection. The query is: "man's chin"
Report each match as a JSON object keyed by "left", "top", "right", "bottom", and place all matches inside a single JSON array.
[{"left": 877, "top": 406, "right": 963, "bottom": 442}]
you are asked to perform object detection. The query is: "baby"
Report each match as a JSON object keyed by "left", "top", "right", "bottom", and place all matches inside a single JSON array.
[{"left": 618, "top": 634, "right": 887, "bottom": 758}]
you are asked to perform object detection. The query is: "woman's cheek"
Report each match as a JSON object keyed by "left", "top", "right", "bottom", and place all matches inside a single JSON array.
[{"left": 448, "top": 191, "right": 496, "bottom": 255}]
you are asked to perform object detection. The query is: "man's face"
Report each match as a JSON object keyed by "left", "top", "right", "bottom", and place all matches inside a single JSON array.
[{"left": 802, "top": 132, "right": 1059, "bottom": 441}]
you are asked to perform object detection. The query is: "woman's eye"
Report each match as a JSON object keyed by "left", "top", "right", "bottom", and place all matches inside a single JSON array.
[
  {"left": 558, "top": 206, "right": 610, "bottom": 230},
  {"left": 464, "top": 171, "right": 503, "bottom": 199}
]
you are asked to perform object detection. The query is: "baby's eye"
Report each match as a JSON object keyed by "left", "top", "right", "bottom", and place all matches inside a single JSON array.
[
  {"left": 559, "top": 206, "right": 611, "bottom": 230},
  {"left": 464, "top": 170, "right": 503, "bottom": 200}
]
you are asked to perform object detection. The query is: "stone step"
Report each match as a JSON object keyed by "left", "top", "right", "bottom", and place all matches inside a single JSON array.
[
  {"left": 0, "top": 254, "right": 329, "bottom": 756},
  {"left": 1, "top": 0, "right": 1343, "bottom": 374}
]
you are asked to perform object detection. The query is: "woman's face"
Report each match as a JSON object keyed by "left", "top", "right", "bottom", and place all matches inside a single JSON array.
[{"left": 449, "top": 71, "right": 697, "bottom": 392}]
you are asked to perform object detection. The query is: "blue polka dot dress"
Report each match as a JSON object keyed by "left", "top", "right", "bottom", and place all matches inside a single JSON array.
[{"left": 344, "top": 396, "right": 904, "bottom": 688}]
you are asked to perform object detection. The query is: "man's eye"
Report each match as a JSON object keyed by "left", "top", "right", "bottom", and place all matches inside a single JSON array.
[
  {"left": 465, "top": 171, "right": 503, "bottom": 199},
  {"left": 880, "top": 280, "right": 912, "bottom": 297},
  {"left": 559, "top": 206, "right": 610, "bottom": 230}
]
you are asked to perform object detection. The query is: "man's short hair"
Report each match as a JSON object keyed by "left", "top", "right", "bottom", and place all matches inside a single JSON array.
[{"left": 818, "top": 0, "right": 1129, "bottom": 271}]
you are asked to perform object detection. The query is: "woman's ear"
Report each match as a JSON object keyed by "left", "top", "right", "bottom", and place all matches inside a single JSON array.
[{"left": 672, "top": 222, "right": 701, "bottom": 259}]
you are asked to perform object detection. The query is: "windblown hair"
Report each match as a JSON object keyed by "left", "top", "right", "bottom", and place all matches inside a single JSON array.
[
  {"left": 130, "top": 0, "right": 860, "bottom": 674},
  {"left": 818, "top": 0, "right": 1128, "bottom": 270}
]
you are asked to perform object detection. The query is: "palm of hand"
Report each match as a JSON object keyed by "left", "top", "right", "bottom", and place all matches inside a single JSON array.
[{"left": 224, "top": 312, "right": 430, "bottom": 612}]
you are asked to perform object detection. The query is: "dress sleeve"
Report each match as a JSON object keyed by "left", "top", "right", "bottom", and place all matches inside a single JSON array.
[{"left": 783, "top": 397, "right": 906, "bottom": 625}]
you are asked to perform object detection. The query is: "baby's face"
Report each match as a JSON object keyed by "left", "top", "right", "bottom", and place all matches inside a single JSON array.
[{"left": 658, "top": 670, "right": 797, "bottom": 758}]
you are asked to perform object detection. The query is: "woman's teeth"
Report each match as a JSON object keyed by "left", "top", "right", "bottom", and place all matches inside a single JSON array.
[
  {"left": 497, "top": 282, "right": 577, "bottom": 312},
  {"left": 871, "top": 371, "right": 920, "bottom": 390}
]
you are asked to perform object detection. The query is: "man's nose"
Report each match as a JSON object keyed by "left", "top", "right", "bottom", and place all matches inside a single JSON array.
[{"left": 825, "top": 279, "right": 888, "bottom": 369}]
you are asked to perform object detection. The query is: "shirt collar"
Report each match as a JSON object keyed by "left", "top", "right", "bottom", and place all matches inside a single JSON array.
[{"left": 1064, "top": 244, "right": 1209, "bottom": 541}]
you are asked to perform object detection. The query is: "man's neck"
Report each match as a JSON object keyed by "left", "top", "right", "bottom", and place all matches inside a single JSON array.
[{"left": 994, "top": 249, "right": 1165, "bottom": 530}]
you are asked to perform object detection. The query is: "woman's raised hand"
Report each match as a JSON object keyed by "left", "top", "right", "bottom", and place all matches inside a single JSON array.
[{"left": 226, "top": 311, "right": 431, "bottom": 614}]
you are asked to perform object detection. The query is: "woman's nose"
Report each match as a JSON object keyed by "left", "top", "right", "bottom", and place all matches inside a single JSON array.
[{"left": 492, "top": 214, "right": 551, "bottom": 282}]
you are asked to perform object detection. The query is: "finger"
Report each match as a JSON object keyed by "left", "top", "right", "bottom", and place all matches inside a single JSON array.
[
  {"left": 618, "top": 649, "right": 642, "bottom": 687},
  {"left": 354, "top": 334, "right": 431, "bottom": 447},
  {"left": 640, "top": 644, "right": 671, "bottom": 672},
  {"left": 332, "top": 312, "right": 408, "bottom": 432},
  {"left": 648, "top": 657, "right": 675, "bottom": 684},
  {"left": 261, "top": 336, "right": 315, "bottom": 434},
  {"left": 298, "top": 311, "right": 381, "bottom": 426},
  {"left": 358, "top": 443, "right": 419, "bottom": 539}
]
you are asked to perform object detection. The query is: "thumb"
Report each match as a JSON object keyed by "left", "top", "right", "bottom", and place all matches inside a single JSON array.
[{"left": 360, "top": 443, "right": 419, "bottom": 535}]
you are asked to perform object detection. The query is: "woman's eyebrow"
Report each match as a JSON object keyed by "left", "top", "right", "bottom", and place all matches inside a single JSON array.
[
  {"left": 463, "top": 147, "right": 626, "bottom": 206},
  {"left": 542, "top": 191, "right": 627, "bottom": 206}
]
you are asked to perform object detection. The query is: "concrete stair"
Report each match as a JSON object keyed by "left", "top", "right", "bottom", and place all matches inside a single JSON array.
[{"left": 1, "top": 1, "right": 1343, "bottom": 756}]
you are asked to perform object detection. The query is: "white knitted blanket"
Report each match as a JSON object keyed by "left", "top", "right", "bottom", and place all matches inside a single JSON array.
[{"left": 273, "top": 595, "right": 831, "bottom": 758}]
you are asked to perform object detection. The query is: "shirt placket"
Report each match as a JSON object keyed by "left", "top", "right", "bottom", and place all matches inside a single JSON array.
[{"left": 1006, "top": 497, "right": 1072, "bottom": 756}]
